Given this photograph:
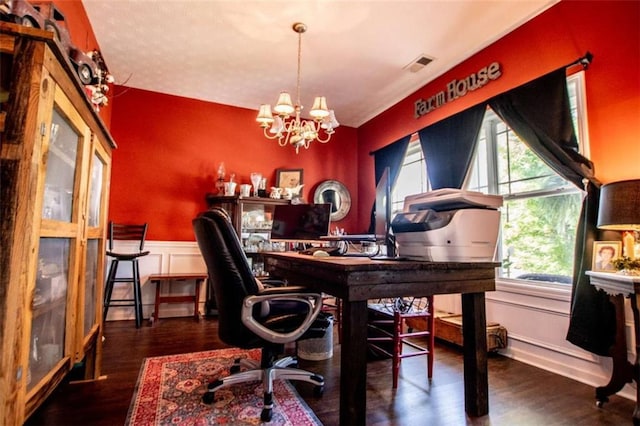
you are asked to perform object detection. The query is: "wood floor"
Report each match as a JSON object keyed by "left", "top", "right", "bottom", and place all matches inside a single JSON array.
[{"left": 25, "top": 317, "right": 635, "bottom": 425}]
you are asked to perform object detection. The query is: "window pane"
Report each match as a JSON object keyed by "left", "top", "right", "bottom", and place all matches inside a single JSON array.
[
  {"left": 500, "top": 192, "right": 582, "bottom": 280},
  {"left": 497, "top": 130, "right": 560, "bottom": 195},
  {"left": 392, "top": 140, "right": 427, "bottom": 213}
]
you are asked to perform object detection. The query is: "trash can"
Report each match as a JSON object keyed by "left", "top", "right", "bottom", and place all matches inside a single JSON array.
[{"left": 298, "top": 315, "right": 334, "bottom": 361}]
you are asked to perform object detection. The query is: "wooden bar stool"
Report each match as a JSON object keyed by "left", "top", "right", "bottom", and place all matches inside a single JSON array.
[
  {"left": 367, "top": 296, "right": 434, "bottom": 388},
  {"left": 103, "top": 223, "right": 149, "bottom": 328}
]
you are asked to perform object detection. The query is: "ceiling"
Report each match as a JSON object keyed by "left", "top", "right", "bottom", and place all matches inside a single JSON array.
[{"left": 82, "top": 0, "right": 558, "bottom": 128}]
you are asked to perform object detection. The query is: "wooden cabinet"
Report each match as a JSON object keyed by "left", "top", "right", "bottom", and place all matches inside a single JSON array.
[{"left": 0, "top": 23, "right": 115, "bottom": 425}]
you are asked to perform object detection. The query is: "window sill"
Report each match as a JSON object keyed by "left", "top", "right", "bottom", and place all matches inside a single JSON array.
[{"left": 495, "top": 277, "right": 572, "bottom": 303}]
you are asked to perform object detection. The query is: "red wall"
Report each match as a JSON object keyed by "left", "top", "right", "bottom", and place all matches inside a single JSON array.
[
  {"left": 108, "top": 87, "right": 359, "bottom": 241},
  {"left": 59, "top": 0, "right": 639, "bottom": 242},
  {"left": 356, "top": 0, "right": 640, "bottom": 229}
]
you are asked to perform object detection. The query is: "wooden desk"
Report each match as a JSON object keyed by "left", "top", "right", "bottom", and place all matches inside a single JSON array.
[
  {"left": 586, "top": 271, "right": 640, "bottom": 425},
  {"left": 264, "top": 252, "right": 498, "bottom": 425}
]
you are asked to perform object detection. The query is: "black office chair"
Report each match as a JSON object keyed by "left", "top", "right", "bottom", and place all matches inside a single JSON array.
[
  {"left": 192, "top": 208, "right": 327, "bottom": 422},
  {"left": 103, "top": 222, "right": 149, "bottom": 328}
]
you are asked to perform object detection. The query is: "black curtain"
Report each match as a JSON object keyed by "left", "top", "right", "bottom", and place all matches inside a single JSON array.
[
  {"left": 488, "top": 68, "right": 613, "bottom": 356},
  {"left": 417, "top": 103, "right": 487, "bottom": 189},
  {"left": 368, "top": 135, "right": 411, "bottom": 233}
]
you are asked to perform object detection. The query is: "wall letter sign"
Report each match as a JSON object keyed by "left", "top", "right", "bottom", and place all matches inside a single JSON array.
[{"left": 414, "top": 62, "right": 502, "bottom": 118}]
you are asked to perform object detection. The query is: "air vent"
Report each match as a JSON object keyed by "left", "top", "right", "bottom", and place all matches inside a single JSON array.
[{"left": 404, "top": 55, "right": 434, "bottom": 73}]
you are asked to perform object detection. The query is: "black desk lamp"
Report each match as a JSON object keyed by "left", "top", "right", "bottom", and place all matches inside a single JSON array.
[{"left": 597, "top": 179, "right": 640, "bottom": 259}]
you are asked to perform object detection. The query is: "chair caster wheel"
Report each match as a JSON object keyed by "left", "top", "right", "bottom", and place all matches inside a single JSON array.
[
  {"left": 261, "top": 408, "right": 272, "bottom": 422},
  {"left": 314, "top": 385, "right": 324, "bottom": 397},
  {"left": 202, "top": 392, "right": 215, "bottom": 404},
  {"left": 596, "top": 400, "right": 605, "bottom": 408}
]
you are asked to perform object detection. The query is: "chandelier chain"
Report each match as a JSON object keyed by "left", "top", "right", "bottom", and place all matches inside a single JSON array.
[{"left": 296, "top": 29, "right": 302, "bottom": 108}]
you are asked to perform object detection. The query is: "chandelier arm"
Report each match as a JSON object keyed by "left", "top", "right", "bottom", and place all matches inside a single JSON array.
[
  {"left": 262, "top": 127, "right": 281, "bottom": 140},
  {"left": 315, "top": 130, "right": 333, "bottom": 143},
  {"left": 279, "top": 121, "right": 293, "bottom": 146}
]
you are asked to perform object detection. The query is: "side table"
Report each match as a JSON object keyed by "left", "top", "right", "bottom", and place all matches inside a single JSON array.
[
  {"left": 586, "top": 271, "right": 640, "bottom": 425},
  {"left": 148, "top": 273, "right": 208, "bottom": 324}
]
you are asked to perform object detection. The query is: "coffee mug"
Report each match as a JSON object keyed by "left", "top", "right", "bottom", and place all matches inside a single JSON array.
[
  {"left": 240, "top": 184, "right": 252, "bottom": 197},
  {"left": 224, "top": 182, "right": 236, "bottom": 196}
]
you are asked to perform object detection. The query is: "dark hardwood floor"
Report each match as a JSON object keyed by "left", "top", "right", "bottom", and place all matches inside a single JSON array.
[{"left": 25, "top": 317, "right": 634, "bottom": 425}]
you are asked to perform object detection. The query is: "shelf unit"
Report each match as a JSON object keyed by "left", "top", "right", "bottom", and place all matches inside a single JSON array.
[
  {"left": 0, "top": 23, "right": 115, "bottom": 425},
  {"left": 205, "top": 194, "right": 291, "bottom": 261},
  {"left": 204, "top": 194, "right": 290, "bottom": 313}
]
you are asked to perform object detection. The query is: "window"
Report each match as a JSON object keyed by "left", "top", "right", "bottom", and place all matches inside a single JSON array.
[
  {"left": 392, "top": 72, "right": 588, "bottom": 283},
  {"left": 392, "top": 134, "right": 428, "bottom": 214}
]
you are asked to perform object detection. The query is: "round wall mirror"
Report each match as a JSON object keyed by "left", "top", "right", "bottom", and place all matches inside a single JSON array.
[{"left": 314, "top": 180, "right": 351, "bottom": 221}]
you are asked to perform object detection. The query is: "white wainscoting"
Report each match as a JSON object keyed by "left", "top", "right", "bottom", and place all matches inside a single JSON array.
[
  {"left": 104, "top": 241, "right": 207, "bottom": 323},
  {"left": 436, "top": 280, "right": 635, "bottom": 401},
  {"left": 105, "top": 240, "right": 635, "bottom": 400}
]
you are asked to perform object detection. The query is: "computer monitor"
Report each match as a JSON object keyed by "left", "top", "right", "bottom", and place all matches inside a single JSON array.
[
  {"left": 375, "top": 167, "right": 395, "bottom": 256},
  {"left": 271, "top": 204, "right": 332, "bottom": 243}
]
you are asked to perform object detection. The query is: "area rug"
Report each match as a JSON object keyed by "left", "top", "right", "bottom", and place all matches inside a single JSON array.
[{"left": 126, "top": 347, "right": 323, "bottom": 425}]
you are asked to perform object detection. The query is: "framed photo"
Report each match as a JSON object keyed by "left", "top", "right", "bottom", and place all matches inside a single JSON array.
[
  {"left": 592, "top": 241, "right": 621, "bottom": 272},
  {"left": 276, "top": 168, "right": 303, "bottom": 188}
]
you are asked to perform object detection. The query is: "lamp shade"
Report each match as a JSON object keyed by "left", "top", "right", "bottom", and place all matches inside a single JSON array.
[
  {"left": 256, "top": 104, "right": 274, "bottom": 126},
  {"left": 273, "top": 92, "right": 295, "bottom": 115},
  {"left": 309, "top": 96, "right": 330, "bottom": 119},
  {"left": 597, "top": 179, "right": 640, "bottom": 231}
]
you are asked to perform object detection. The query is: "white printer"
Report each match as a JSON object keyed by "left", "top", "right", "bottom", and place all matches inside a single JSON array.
[{"left": 391, "top": 189, "right": 503, "bottom": 262}]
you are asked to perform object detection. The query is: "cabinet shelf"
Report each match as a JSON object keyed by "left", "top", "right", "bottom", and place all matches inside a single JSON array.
[{"left": 32, "top": 296, "right": 66, "bottom": 318}]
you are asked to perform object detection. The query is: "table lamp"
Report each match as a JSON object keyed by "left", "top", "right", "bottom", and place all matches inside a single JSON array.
[{"left": 597, "top": 179, "right": 640, "bottom": 259}]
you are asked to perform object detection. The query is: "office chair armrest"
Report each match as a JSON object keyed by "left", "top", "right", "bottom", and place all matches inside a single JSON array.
[
  {"left": 258, "top": 278, "right": 287, "bottom": 288},
  {"left": 241, "top": 290, "right": 324, "bottom": 344},
  {"left": 256, "top": 285, "right": 313, "bottom": 295}
]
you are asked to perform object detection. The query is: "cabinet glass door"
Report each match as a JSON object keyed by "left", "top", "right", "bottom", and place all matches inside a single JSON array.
[
  {"left": 42, "top": 109, "right": 79, "bottom": 222},
  {"left": 83, "top": 239, "right": 99, "bottom": 336},
  {"left": 87, "top": 151, "right": 104, "bottom": 228},
  {"left": 83, "top": 149, "right": 107, "bottom": 336},
  {"left": 29, "top": 103, "right": 83, "bottom": 391}
]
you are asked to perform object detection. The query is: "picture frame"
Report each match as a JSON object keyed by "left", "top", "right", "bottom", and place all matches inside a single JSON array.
[
  {"left": 276, "top": 168, "right": 303, "bottom": 188},
  {"left": 592, "top": 241, "right": 621, "bottom": 272}
]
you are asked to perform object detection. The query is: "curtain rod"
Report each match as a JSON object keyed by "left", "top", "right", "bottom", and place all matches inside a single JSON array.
[{"left": 566, "top": 51, "right": 594, "bottom": 70}]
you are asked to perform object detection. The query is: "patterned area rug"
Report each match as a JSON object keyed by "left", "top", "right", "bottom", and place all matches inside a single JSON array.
[{"left": 126, "top": 347, "right": 323, "bottom": 425}]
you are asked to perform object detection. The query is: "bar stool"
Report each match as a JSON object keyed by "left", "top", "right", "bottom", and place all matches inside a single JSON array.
[{"left": 103, "top": 222, "right": 150, "bottom": 328}]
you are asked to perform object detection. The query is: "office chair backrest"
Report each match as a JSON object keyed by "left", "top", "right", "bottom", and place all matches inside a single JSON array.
[
  {"left": 108, "top": 222, "right": 148, "bottom": 252},
  {"left": 193, "top": 208, "right": 262, "bottom": 347}
]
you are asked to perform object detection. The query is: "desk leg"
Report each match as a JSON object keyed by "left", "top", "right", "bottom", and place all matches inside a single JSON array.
[
  {"left": 595, "top": 294, "right": 634, "bottom": 406},
  {"left": 340, "top": 300, "right": 368, "bottom": 425},
  {"left": 461, "top": 292, "right": 489, "bottom": 417}
]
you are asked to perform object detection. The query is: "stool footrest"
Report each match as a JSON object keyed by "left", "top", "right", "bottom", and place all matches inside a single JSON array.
[{"left": 157, "top": 295, "right": 198, "bottom": 303}]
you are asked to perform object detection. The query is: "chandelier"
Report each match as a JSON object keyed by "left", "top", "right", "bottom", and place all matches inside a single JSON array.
[{"left": 256, "top": 22, "right": 339, "bottom": 154}]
